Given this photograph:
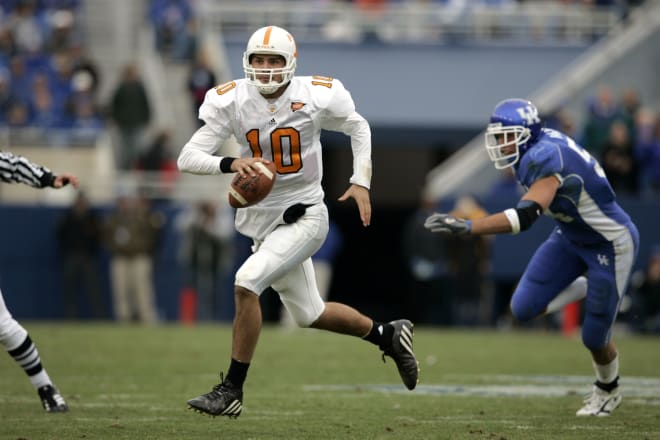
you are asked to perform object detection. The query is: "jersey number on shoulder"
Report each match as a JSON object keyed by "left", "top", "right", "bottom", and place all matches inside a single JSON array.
[
  {"left": 311, "top": 75, "right": 333, "bottom": 88},
  {"left": 246, "top": 128, "right": 302, "bottom": 174},
  {"left": 549, "top": 131, "right": 606, "bottom": 178},
  {"left": 214, "top": 81, "right": 236, "bottom": 95}
]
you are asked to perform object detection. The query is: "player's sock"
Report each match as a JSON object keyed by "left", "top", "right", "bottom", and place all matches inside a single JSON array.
[
  {"left": 225, "top": 358, "right": 249, "bottom": 389},
  {"left": 593, "top": 355, "right": 619, "bottom": 389},
  {"left": 545, "top": 276, "right": 587, "bottom": 315},
  {"left": 363, "top": 321, "right": 394, "bottom": 350},
  {"left": 7, "top": 335, "right": 52, "bottom": 389}
]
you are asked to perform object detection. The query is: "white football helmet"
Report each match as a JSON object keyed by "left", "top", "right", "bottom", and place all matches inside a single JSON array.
[{"left": 243, "top": 26, "right": 297, "bottom": 95}]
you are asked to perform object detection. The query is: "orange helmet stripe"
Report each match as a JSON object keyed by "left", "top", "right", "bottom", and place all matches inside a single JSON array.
[{"left": 262, "top": 26, "right": 273, "bottom": 45}]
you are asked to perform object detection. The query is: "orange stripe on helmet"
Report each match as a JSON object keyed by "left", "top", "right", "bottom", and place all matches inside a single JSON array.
[{"left": 262, "top": 26, "right": 273, "bottom": 46}]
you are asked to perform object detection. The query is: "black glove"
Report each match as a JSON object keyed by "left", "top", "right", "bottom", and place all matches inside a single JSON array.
[
  {"left": 423, "top": 213, "right": 471, "bottom": 235},
  {"left": 283, "top": 203, "right": 313, "bottom": 224}
]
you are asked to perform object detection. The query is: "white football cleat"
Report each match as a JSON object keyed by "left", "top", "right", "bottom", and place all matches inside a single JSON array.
[{"left": 576, "top": 386, "right": 621, "bottom": 416}]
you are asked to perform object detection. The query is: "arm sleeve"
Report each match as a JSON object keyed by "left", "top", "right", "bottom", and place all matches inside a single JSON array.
[
  {"left": 177, "top": 124, "right": 226, "bottom": 175},
  {"left": 319, "top": 82, "right": 372, "bottom": 189},
  {"left": 0, "top": 151, "right": 54, "bottom": 188}
]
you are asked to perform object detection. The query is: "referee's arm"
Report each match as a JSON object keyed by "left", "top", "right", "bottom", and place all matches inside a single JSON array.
[{"left": 0, "top": 151, "right": 79, "bottom": 189}]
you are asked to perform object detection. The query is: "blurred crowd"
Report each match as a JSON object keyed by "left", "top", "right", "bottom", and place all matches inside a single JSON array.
[
  {"left": 547, "top": 84, "right": 660, "bottom": 199},
  {"left": 0, "top": 0, "right": 104, "bottom": 144}
]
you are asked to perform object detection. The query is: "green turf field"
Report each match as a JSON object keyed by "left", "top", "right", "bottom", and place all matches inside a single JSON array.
[{"left": 1, "top": 324, "right": 658, "bottom": 440}]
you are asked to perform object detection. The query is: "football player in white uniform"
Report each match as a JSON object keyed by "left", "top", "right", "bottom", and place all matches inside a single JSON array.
[
  {"left": 178, "top": 26, "right": 419, "bottom": 418},
  {"left": 0, "top": 151, "right": 77, "bottom": 412}
]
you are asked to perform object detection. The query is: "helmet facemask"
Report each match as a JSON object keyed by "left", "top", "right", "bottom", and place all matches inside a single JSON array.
[
  {"left": 243, "top": 26, "right": 297, "bottom": 95},
  {"left": 484, "top": 123, "right": 530, "bottom": 169}
]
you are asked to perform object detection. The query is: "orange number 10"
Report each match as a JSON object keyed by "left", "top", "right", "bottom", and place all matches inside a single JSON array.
[{"left": 245, "top": 128, "right": 302, "bottom": 174}]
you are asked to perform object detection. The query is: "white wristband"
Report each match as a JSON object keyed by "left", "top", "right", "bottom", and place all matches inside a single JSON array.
[{"left": 504, "top": 208, "right": 521, "bottom": 234}]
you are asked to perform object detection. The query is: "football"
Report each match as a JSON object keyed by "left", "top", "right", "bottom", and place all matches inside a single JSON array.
[{"left": 228, "top": 161, "right": 277, "bottom": 208}]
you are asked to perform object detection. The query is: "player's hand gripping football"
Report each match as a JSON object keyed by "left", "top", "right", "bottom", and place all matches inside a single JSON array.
[
  {"left": 231, "top": 157, "right": 270, "bottom": 177},
  {"left": 424, "top": 213, "right": 471, "bottom": 235}
]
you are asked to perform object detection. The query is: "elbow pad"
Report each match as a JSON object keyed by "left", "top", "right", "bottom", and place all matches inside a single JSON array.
[{"left": 503, "top": 200, "right": 542, "bottom": 234}]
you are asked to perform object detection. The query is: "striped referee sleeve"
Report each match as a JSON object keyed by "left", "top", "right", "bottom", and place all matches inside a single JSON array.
[{"left": 0, "top": 151, "right": 55, "bottom": 188}]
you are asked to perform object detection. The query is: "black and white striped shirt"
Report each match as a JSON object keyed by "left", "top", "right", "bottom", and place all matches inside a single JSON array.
[{"left": 0, "top": 151, "right": 55, "bottom": 188}]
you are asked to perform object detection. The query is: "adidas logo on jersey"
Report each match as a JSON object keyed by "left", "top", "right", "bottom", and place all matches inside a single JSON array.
[{"left": 268, "top": 118, "right": 277, "bottom": 126}]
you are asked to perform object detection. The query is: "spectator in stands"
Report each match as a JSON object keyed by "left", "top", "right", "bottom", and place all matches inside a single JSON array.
[
  {"left": 5, "top": 98, "right": 31, "bottom": 128},
  {"left": 46, "top": 8, "right": 77, "bottom": 53},
  {"left": 6, "top": 0, "right": 49, "bottom": 56},
  {"left": 102, "top": 193, "right": 164, "bottom": 324},
  {"left": 135, "top": 129, "right": 178, "bottom": 201},
  {"left": 443, "top": 195, "right": 492, "bottom": 326},
  {"left": 149, "top": 0, "right": 196, "bottom": 60},
  {"left": 628, "top": 245, "right": 660, "bottom": 333},
  {"left": 187, "top": 49, "right": 216, "bottom": 128},
  {"left": 545, "top": 107, "right": 577, "bottom": 139},
  {"left": 635, "top": 110, "right": 660, "bottom": 196},
  {"left": 402, "top": 195, "right": 452, "bottom": 325},
  {"left": 8, "top": 55, "right": 31, "bottom": 103},
  {"left": 67, "top": 91, "right": 104, "bottom": 143},
  {"left": 179, "top": 200, "right": 234, "bottom": 321},
  {"left": 29, "top": 72, "right": 60, "bottom": 130},
  {"left": 0, "top": 68, "right": 13, "bottom": 122},
  {"left": 109, "top": 64, "right": 152, "bottom": 170},
  {"left": 48, "top": 52, "right": 74, "bottom": 117},
  {"left": 56, "top": 190, "right": 106, "bottom": 319},
  {"left": 582, "top": 84, "right": 622, "bottom": 157},
  {"left": 69, "top": 43, "right": 100, "bottom": 97},
  {"left": 601, "top": 120, "right": 639, "bottom": 196},
  {"left": 618, "top": 87, "right": 641, "bottom": 145}
]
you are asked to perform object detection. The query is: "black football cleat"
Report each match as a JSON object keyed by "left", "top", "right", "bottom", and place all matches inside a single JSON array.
[
  {"left": 381, "top": 319, "right": 419, "bottom": 390},
  {"left": 187, "top": 374, "right": 243, "bottom": 418},
  {"left": 38, "top": 385, "right": 68, "bottom": 413}
]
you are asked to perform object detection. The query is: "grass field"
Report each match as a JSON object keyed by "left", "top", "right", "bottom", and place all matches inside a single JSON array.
[{"left": 1, "top": 323, "right": 659, "bottom": 440}]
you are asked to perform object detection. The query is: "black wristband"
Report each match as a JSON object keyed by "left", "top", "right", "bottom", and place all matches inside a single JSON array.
[
  {"left": 39, "top": 171, "right": 57, "bottom": 188},
  {"left": 220, "top": 157, "right": 237, "bottom": 173}
]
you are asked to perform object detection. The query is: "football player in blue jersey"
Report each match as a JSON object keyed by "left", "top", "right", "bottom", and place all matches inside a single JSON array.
[{"left": 424, "top": 98, "right": 639, "bottom": 416}]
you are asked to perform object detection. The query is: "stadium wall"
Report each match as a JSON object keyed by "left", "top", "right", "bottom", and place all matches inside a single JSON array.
[{"left": 0, "top": 198, "right": 656, "bottom": 321}]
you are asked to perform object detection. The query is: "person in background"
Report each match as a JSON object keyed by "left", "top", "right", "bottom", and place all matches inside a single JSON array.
[
  {"left": 179, "top": 200, "right": 234, "bottom": 321},
  {"left": 627, "top": 245, "right": 660, "bottom": 334},
  {"left": 444, "top": 195, "right": 492, "bottom": 326},
  {"left": 177, "top": 25, "right": 418, "bottom": 418},
  {"left": 425, "top": 98, "right": 639, "bottom": 417},
  {"left": 402, "top": 195, "right": 452, "bottom": 325},
  {"left": 109, "top": 64, "right": 151, "bottom": 170},
  {"left": 56, "top": 190, "right": 105, "bottom": 319},
  {"left": 102, "top": 194, "right": 164, "bottom": 324},
  {"left": 0, "top": 150, "right": 77, "bottom": 412},
  {"left": 187, "top": 49, "right": 216, "bottom": 128}
]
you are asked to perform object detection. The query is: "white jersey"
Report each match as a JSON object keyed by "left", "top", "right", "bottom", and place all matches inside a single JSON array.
[{"left": 178, "top": 76, "right": 372, "bottom": 240}]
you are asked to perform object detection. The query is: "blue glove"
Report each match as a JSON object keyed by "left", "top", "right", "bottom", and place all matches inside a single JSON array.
[{"left": 424, "top": 213, "right": 471, "bottom": 235}]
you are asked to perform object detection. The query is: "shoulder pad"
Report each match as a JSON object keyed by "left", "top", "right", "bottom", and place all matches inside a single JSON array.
[
  {"left": 519, "top": 137, "right": 563, "bottom": 183},
  {"left": 300, "top": 76, "right": 354, "bottom": 117},
  {"left": 198, "top": 79, "right": 243, "bottom": 132}
]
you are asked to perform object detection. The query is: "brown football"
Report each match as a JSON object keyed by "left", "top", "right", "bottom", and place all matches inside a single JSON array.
[{"left": 228, "top": 161, "right": 277, "bottom": 208}]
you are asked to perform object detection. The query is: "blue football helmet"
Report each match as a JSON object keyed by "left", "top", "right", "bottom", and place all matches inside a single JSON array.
[{"left": 485, "top": 98, "right": 542, "bottom": 169}]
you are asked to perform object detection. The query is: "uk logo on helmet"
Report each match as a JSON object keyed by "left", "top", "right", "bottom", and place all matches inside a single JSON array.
[{"left": 516, "top": 106, "right": 540, "bottom": 126}]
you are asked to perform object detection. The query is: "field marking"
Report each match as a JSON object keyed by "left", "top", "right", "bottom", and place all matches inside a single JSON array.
[{"left": 303, "top": 374, "right": 660, "bottom": 402}]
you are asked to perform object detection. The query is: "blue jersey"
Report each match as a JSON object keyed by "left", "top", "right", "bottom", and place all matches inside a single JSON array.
[{"left": 515, "top": 128, "right": 634, "bottom": 245}]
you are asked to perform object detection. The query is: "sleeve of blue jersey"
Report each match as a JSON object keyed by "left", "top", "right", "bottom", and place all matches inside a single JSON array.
[{"left": 523, "top": 141, "right": 563, "bottom": 184}]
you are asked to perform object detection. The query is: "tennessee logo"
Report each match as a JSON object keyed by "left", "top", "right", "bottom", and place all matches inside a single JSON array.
[{"left": 290, "top": 102, "right": 305, "bottom": 112}]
